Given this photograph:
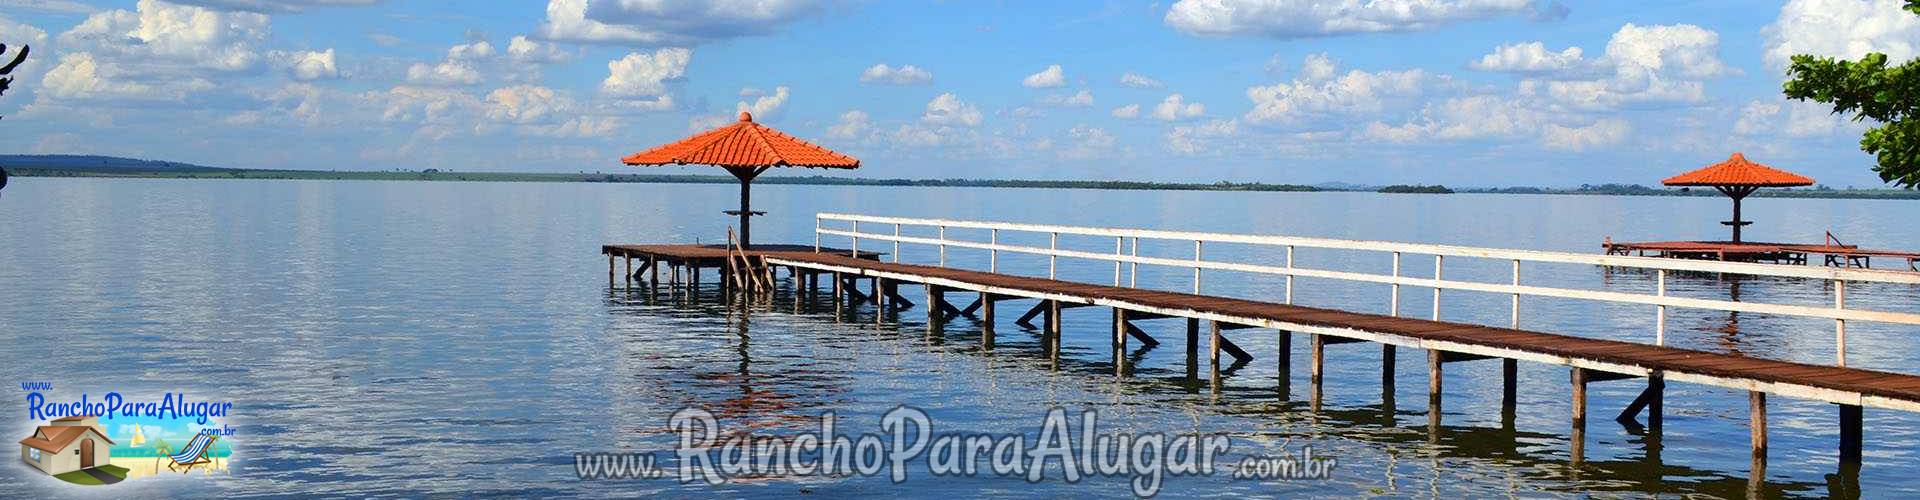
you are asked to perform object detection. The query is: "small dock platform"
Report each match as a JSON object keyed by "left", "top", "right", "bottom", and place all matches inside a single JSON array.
[
  {"left": 601, "top": 243, "right": 882, "bottom": 288},
  {"left": 1604, "top": 239, "right": 1920, "bottom": 270}
]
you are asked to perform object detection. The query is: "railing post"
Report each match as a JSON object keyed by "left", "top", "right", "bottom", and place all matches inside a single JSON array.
[
  {"left": 1836, "top": 279, "right": 1847, "bottom": 366},
  {"left": 1285, "top": 245, "right": 1295, "bottom": 305},
  {"left": 893, "top": 223, "right": 901, "bottom": 263},
  {"left": 1510, "top": 259, "right": 1521, "bottom": 328},
  {"left": 1113, "top": 236, "right": 1123, "bottom": 286},
  {"left": 1129, "top": 237, "right": 1139, "bottom": 288},
  {"left": 938, "top": 225, "right": 947, "bottom": 267},
  {"left": 1192, "top": 240, "right": 1203, "bottom": 294},
  {"left": 814, "top": 215, "right": 821, "bottom": 252},
  {"left": 1656, "top": 269, "right": 1667, "bottom": 346},
  {"left": 1432, "top": 255, "right": 1444, "bottom": 320},
  {"left": 851, "top": 220, "right": 860, "bottom": 258},
  {"left": 1049, "top": 232, "right": 1058, "bottom": 279},
  {"left": 1390, "top": 251, "right": 1401, "bottom": 317},
  {"left": 990, "top": 228, "right": 999, "bottom": 273}
]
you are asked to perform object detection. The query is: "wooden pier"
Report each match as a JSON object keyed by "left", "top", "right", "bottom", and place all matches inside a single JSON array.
[
  {"left": 1605, "top": 238, "right": 1920, "bottom": 270},
  {"left": 607, "top": 213, "right": 1920, "bottom": 485}
]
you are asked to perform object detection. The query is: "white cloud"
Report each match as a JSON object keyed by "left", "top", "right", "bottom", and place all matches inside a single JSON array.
[
  {"left": 860, "top": 63, "right": 932, "bottom": 85},
  {"left": 1022, "top": 64, "right": 1066, "bottom": 88},
  {"left": 1492, "top": 23, "right": 1734, "bottom": 110},
  {"left": 1299, "top": 53, "right": 1338, "bottom": 81},
  {"left": 1039, "top": 89, "right": 1094, "bottom": 107},
  {"left": 537, "top": 0, "right": 823, "bottom": 46},
  {"left": 1151, "top": 93, "right": 1204, "bottom": 121},
  {"left": 1119, "top": 72, "right": 1163, "bottom": 88},
  {"left": 275, "top": 49, "right": 339, "bottom": 81},
  {"left": 1469, "top": 42, "right": 1587, "bottom": 74},
  {"left": 1540, "top": 119, "right": 1629, "bottom": 151},
  {"left": 736, "top": 85, "right": 789, "bottom": 120},
  {"left": 405, "top": 60, "right": 481, "bottom": 86},
  {"left": 1166, "top": 118, "right": 1237, "bottom": 154},
  {"left": 827, "top": 109, "right": 869, "bottom": 139},
  {"left": 1060, "top": 124, "right": 1117, "bottom": 159},
  {"left": 1360, "top": 94, "right": 1631, "bottom": 150},
  {"left": 537, "top": 0, "right": 663, "bottom": 45},
  {"left": 1165, "top": 0, "right": 1541, "bottom": 38},
  {"left": 40, "top": 52, "right": 205, "bottom": 101},
  {"left": 1111, "top": 104, "right": 1141, "bottom": 119},
  {"left": 164, "top": 0, "right": 384, "bottom": 13},
  {"left": 447, "top": 40, "right": 495, "bottom": 60},
  {"left": 404, "top": 41, "right": 501, "bottom": 86},
  {"left": 921, "top": 92, "right": 982, "bottom": 127},
  {"left": 59, "top": 0, "right": 271, "bottom": 73},
  {"left": 1763, "top": 0, "right": 1920, "bottom": 74},
  {"left": 1243, "top": 54, "right": 1427, "bottom": 126},
  {"left": 507, "top": 36, "right": 573, "bottom": 64},
  {"left": 600, "top": 48, "right": 691, "bottom": 97},
  {"left": 1733, "top": 97, "right": 1858, "bottom": 138},
  {"left": 0, "top": 0, "right": 99, "bottom": 14},
  {"left": 370, "top": 85, "right": 482, "bottom": 124},
  {"left": 485, "top": 84, "right": 567, "bottom": 124}
]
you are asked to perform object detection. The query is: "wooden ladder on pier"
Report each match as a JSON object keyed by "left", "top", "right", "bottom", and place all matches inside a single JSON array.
[{"left": 726, "top": 227, "right": 775, "bottom": 299}]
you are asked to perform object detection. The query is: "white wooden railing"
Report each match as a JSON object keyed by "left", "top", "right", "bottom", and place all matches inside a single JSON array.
[{"left": 815, "top": 213, "right": 1920, "bottom": 367}]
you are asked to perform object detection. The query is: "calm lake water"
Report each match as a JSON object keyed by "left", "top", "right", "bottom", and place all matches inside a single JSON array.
[{"left": 2, "top": 177, "right": 1918, "bottom": 498}]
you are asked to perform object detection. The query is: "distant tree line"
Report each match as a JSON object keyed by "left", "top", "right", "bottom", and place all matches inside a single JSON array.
[{"left": 1378, "top": 184, "right": 1455, "bottom": 194}]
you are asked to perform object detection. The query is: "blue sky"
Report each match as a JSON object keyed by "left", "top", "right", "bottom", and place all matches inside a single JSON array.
[{"left": 0, "top": 0, "right": 1915, "bottom": 187}]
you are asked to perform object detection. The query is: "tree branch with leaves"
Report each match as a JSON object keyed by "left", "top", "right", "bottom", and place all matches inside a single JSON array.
[{"left": 1782, "top": 0, "right": 1920, "bottom": 188}]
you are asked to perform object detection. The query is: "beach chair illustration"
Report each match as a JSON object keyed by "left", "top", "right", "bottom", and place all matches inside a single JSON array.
[{"left": 158, "top": 432, "right": 218, "bottom": 473}]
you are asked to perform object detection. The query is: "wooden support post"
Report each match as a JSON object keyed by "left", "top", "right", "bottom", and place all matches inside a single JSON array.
[
  {"left": 1016, "top": 302, "right": 1047, "bottom": 329},
  {"left": 1428, "top": 349, "right": 1443, "bottom": 431},
  {"left": 1751, "top": 391, "right": 1768, "bottom": 462},
  {"left": 1277, "top": 331, "right": 1292, "bottom": 397},
  {"left": 1047, "top": 300, "right": 1063, "bottom": 362},
  {"left": 1572, "top": 367, "right": 1588, "bottom": 465},
  {"left": 649, "top": 256, "right": 659, "bottom": 283},
  {"left": 1310, "top": 334, "right": 1325, "bottom": 387},
  {"left": 1502, "top": 359, "right": 1518, "bottom": 420},
  {"left": 608, "top": 254, "right": 616, "bottom": 287},
  {"left": 831, "top": 272, "right": 843, "bottom": 319},
  {"left": 980, "top": 292, "right": 995, "bottom": 349},
  {"left": 1185, "top": 318, "right": 1200, "bottom": 381},
  {"left": 623, "top": 256, "right": 632, "bottom": 288},
  {"left": 1208, "top": 320, "right": 1223, "bottom": 373},
  {"left": 958, "top": 297, "right": 983, "bottom": 316},
  {"left": 877, "top": 276, "right": 889, "bottom": 306},
  {"left": 926, "top": 284, "right": 943, "bottom": 334},
  {"left": 1124, "top": 323, "right": 1158, "bottom": 347},
  {"left": 1310, "top": 334, "right": 1325, "bottom": 411},
  {"left": 1751, "top": 391, "right": 1768, "bottom": 493},
  {"left": 1840, "top": 404, "right": 1862, "bottom": 465},
  {"left": 1615, "top": 376, "right": 1664, "bottom": 431},
  {"left": 1218, "top": 335, "right": 1252, "bottom": 363},
  {"left": 1114, "top": 309, "right": 1128, "bottom": 376},
  {"left": 1382, "top": 345, "right": 1396, "bottom": 403}
]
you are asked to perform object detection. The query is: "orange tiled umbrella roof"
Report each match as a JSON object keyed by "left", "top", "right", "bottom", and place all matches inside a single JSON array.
[
  {"left": 1662, "top": 152, "right": 1814, "bottom": 187},
  {"left": 622, "top": 112, "right": 859, "bottom": 169}
]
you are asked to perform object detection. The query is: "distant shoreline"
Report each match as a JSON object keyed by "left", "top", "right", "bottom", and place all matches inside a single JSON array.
[{"left": 7, "top": 158, "right": 1919, "bottom": 200}]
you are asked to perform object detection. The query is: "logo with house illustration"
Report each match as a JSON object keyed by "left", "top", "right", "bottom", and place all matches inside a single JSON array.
[{"left": 18, "top": 413, "right": 232, "bottom": 485}]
